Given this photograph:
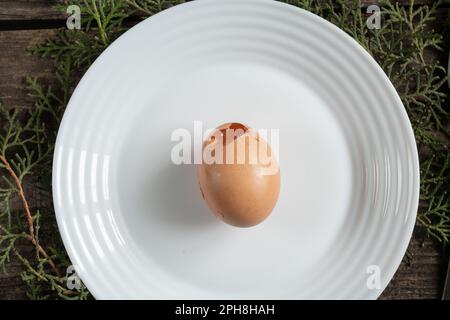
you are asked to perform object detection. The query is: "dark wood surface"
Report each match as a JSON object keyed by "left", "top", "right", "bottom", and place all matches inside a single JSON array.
[
  {"left": 0, "top": 0, "right": 440, "bottom": 22},
  {"left": 0, "top": 1, "right": 64, "bottom": 21},
  {"left": 0, "top": 0, "right": 449, "bottom": 300}
]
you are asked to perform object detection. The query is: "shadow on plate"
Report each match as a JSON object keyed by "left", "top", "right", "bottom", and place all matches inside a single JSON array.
[{"left": 142, "top": 162, "right": 218, "bottom": 230}]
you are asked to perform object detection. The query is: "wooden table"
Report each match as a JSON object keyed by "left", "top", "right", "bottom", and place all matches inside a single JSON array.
[{"left": 0, "top": 0, "right": 448, "bottom": 299}]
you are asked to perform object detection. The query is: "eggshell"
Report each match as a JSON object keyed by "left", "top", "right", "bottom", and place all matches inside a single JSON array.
[{"left": 197, "top": 123, "right": 280, "bottom": 227}]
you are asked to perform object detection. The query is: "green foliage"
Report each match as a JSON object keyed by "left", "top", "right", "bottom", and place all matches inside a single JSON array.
[
  {"left": 32, "top": 0, "right": 130, "bottom": 69},
  {"left": 0, "top": 0, "right": 448, "bottom": 299},
  {"left": 363, "top": 0, "right": 449, "bottom": 243},
  {"left": 0, "top": 61, "right": 90, "bottom": 298},
  {"left": 418, "top": 152, "right": 450, "bottom": 242},
  {"left": 289, "top": 0, "right": 450, "bottom": 241},
  {"left": 125, "top": 0, "right": 187, "bottom": 16}
]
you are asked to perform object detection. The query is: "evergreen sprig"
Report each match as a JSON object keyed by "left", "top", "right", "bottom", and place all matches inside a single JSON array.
[
  {"left": 0, "top": 60, "right": 88, "bottom": 298},
  {"left": 0, "top": 0, "right": 448, "bottom": 299},
  {"left": 125, "top": 0, "right": 186, "bottom": 16},
  {"left": 293, "top": 0, "right": 450, "bottom": 242},
  {"left": 32, "top": 0, "right": 130, "bottom": 69}
]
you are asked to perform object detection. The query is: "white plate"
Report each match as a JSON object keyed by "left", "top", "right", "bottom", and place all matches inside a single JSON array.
[{"left": 53, "top": 0, "right": 419, "bottom": 299}]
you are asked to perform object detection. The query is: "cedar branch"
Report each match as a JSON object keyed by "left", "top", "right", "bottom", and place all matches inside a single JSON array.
[{"left": 0, "top": 154, "right": 60, "bottom": 276}]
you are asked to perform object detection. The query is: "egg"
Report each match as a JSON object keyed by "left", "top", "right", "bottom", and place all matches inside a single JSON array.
[{"left": 197, "top": 123, "right": 280, "bottom": 227}]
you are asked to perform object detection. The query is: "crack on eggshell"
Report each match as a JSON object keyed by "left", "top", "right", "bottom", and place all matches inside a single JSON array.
[{"left": 219, "top": 123, "right": 248, "bottom": 146}]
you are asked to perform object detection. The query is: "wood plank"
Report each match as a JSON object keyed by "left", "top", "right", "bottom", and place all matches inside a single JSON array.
[
  {"left": 0, "top": 242, "right": 34, "bottom": 300},
  {"left": 381, "top": 227, "right": 447, "bottom": 299},
  {"left": 0, "top": 1, "right": 440, "bottom": 23},
  {"left": 0, "top": 1, "right": 64, "bottom": 21},
  {"left": 0, "top": 29, "right": 56, "bottom": 109},
  {"left": 0, "top": 4, "right": 448, "bottom": 300}
]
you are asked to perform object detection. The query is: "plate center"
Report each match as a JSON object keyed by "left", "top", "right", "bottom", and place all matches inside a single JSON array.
[{"left": 115, "top": 61, "right": 352, "bottom": 297}]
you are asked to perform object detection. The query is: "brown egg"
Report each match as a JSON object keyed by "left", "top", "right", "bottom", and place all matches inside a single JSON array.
[{"left": 197, "top": 123, "right": 280, "bottom": 227}]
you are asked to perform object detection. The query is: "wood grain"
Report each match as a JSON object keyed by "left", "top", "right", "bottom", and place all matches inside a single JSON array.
[
  {"left": 0, "top": 1, "right": 448, "bottom": 300},
  {"left": 0, "top": 29, "right": 56, "bottom": 109},
  {"left": 0, "top": 0, "right": 440, "bottom": 23},
  {"left": 381, "top": 228, "right": 447, "bottom": 299},
  {"left": 0, "top": 1, "right": 64, "bottom": 21}
]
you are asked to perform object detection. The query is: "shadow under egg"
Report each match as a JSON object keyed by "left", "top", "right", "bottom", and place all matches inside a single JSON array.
[{"left": 140, "top": 162, "right": 218, "bottom": 230}]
